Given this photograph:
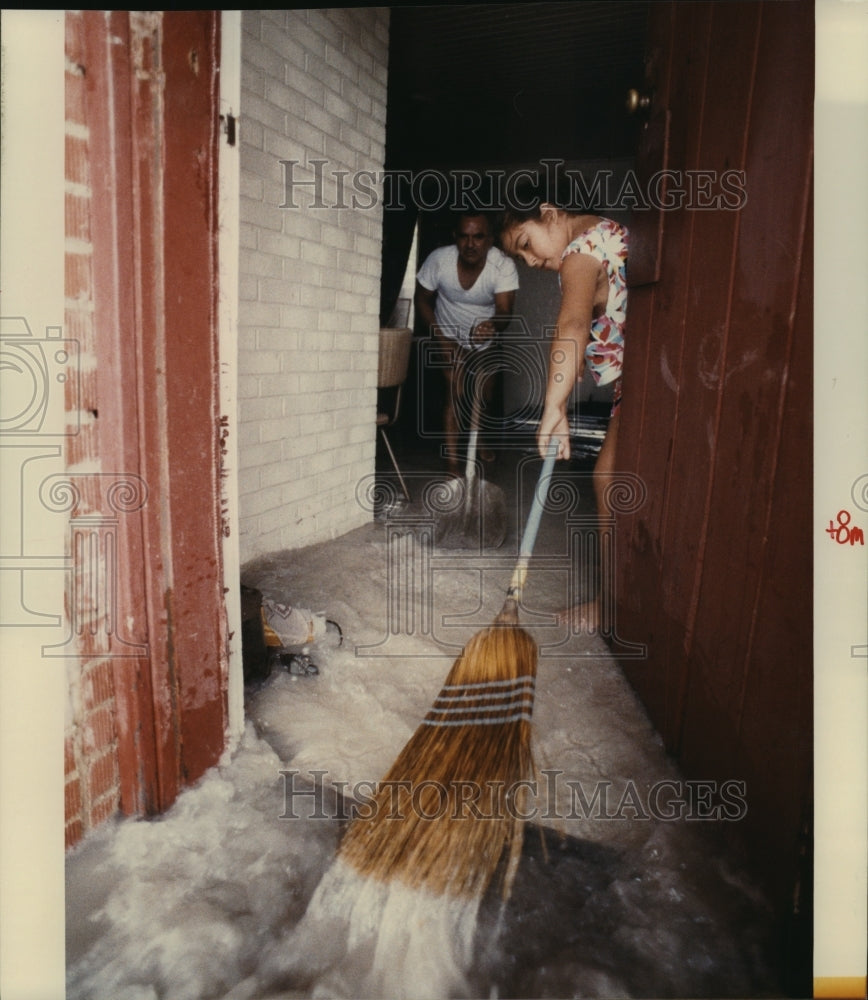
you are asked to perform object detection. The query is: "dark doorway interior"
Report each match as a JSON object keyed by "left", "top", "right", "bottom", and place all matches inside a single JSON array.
[{"left": 386, "top": 1, "right": 650, "bottom": 169}]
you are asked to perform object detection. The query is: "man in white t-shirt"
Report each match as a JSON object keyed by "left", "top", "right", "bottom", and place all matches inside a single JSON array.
[{"left": 415, "top": 212, "right": 519, "bottom": 474}]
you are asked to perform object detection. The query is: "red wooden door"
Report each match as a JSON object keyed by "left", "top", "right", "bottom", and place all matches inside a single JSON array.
[{"left": 615, "top": 2, "right": 813, "bottom": 989}]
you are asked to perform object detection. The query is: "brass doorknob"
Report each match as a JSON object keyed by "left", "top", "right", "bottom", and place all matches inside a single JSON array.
[{"left": 626, "top": 88, "right": 651, "bottom": 114}]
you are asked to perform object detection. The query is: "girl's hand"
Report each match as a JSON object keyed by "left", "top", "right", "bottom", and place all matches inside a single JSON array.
[{"left": 538, "top": 407, "right": 570, "bottom": 461}]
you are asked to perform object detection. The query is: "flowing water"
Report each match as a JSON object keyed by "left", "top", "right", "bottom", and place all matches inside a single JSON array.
[{"left": 67, "top": 518, "right": 782, "bottom": 999}]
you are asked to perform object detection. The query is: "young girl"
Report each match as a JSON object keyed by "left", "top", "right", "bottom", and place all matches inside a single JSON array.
[{"left": 500, "top": 200, "right": 629, "bottom": 633}]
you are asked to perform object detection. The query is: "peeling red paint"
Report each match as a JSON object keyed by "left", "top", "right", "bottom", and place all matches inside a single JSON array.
[{"left": 64, "top": 11, "right": 229, "bottom": 845}]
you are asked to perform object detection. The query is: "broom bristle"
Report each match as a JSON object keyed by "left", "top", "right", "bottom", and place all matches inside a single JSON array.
[{"left": 338, "top": 607, "right": 537, "bottom": 902}]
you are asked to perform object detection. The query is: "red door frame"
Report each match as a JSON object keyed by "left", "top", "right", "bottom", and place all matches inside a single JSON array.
[{"left": 83, "top": 10, "right": 228, "bottom": 814}]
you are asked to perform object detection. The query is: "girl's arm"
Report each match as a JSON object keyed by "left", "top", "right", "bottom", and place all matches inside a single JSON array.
[{"left": 538, "top": 252, "right": 601, "bottom": 460}]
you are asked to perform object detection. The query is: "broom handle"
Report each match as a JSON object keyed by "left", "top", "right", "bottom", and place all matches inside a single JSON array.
[
  {"left": 464, "top": 390, "right": 481, "bottom": 485},
  {"left": 462, "top": 389, "right": 481, "bottom": 523},
  {"left": 506, "top": 437, "right": 559, "bottom": 602}
]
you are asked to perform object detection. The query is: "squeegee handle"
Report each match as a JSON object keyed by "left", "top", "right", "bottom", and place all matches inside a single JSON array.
[{"left": 507, "top": 437, "right": 559, "bottom": 600}]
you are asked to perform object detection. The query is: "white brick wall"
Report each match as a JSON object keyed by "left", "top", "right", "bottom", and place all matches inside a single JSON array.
[{"left": 239, "top": 8, "right": 389, "bottom": 560}]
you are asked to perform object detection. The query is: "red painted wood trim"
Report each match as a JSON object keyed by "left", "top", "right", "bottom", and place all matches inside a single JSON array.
[
  {"left": 80, "top": 10, "right": 228, "bottom": 814},
  {"left": 126, "top": 10, "right": 186, "bottom": 810},
  {"left": 159, "top": 10, "right": 228, "bottom": 783},
  {"left": 82, "top": 11, "right": 163, "bottom": 815}
]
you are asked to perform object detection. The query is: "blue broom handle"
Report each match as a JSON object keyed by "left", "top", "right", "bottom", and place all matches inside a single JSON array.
[
  {"left": 508, "top": 437, "right": 559, "bottom": 599},
  {"left": 519, "top": 437, "right": 559, "bottom": 560}
]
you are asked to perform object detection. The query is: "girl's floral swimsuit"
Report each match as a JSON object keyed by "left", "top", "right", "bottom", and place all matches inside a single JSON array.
[{"left": 560, "top": 218, "right": 629, "bottom": 414}]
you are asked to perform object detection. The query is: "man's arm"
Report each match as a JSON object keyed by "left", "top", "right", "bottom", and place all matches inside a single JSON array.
[
  {"left": 415, "top": 282, "right": 446, "bottom": 341},
  {"left": 472, "top": 289, "right": 515, "bottom": 343}
]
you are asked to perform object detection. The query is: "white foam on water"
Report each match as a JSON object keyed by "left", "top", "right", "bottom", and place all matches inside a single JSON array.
[{"left": 259, "top": 858, "right": 481, "bottom": 1000}]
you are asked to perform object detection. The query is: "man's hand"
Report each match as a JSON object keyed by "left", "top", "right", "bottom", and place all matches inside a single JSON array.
[{"left": 472, "top": 318, "right": 496, "bottom": 344}]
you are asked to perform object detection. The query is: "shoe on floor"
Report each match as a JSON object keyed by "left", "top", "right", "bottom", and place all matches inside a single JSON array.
[{"left": 262, "top": 599, "right": 342, "bottom": 650}]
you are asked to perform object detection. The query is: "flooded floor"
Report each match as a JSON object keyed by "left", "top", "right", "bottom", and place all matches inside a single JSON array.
[{"left": 66, "top": 437, "right": 784, "bottom": 999}]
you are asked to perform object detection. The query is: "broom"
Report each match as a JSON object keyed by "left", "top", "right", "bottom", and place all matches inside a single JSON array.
[{"left": 338, "top": 439, "right": 559, "bottom": 903}]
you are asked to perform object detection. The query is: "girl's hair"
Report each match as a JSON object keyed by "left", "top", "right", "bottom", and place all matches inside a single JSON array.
[{"left": 501, "top": 176, "right": 599, "bottom": 234}]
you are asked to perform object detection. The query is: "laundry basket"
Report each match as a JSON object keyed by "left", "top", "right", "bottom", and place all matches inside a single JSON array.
[
  {"left": 378, "top": 326, "right": 412, "bottom": 389},
  {"left": 377, "top": 327, "right": 413, "bottom": 501}
]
